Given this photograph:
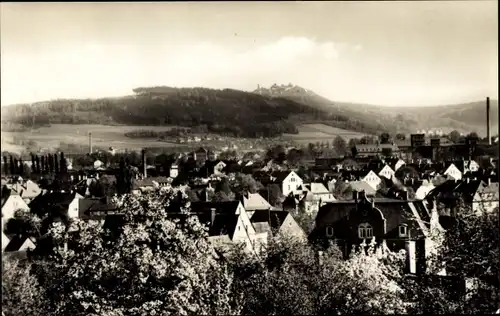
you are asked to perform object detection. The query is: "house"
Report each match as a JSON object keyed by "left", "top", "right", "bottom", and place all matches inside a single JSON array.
[
  {"left": 426, "top": 179, "right": 498, "bottom": 219},
  {"left": 375, "top": 164, "right": 396, "bottom": 180},
  {"left": 179, "top": 201, "right": 262, "bottom": 253},
  {"left": 346, "top": 181, "right": 378, "bottom": 197},
  {"left": 29, "top": 191, "right": 84, "bottom": 219},
  {"left": 1, "top": 189, "right": 30, "bottom": 230},
  {"left": 361, "top": 170, "right": 382, "bottom": 190},
  {"left": 473, "top": 180, "right": 499, "bottom": 214},
  {"left": 250, "top": 209, "right": 306, "bottom": 241},
  {"left": 355, "top": 143, "right": 400, "bottom": 158},
  {"left": 8, "top": 179, "right": 42, "bottom": 203},
  {"left": 443, "top": 163, "right": 463, "bottom": 180},
  {"left": 2, "top": 232, "right": 10, "bottom": 252},
  {"left": 132, "top": 176, "right": 171, "bottom": 194},
  {"left": 200, "top": 160, "right": 227, "bottom": 178},
  {"left": 240, "top": 192, "right": 273, "bottom": 217},
  {"left": 270, "top": 171, "right": 303, "bottom": 197},
  {"left": 4, "top": 235, "right": 37, "bottom": 253},
  {"left": 386, "top": 158, "right": 406, "bottom": 172},
  {"left": 299, "top": 182, "right": 336, "bottom": 215},
  {"left": 310, "top": 190, "right": 438, "bottom": 274},
  {"left": 415, "top": 181, "right": 435, "bottom": 200}
]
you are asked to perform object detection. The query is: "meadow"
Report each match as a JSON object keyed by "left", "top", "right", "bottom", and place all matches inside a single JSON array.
[
  {"left": 283, "top": 123, "right": 368, "bottom": 144},
  {"left": 0, "top": 124, "right": 183, "bottom": 154}
]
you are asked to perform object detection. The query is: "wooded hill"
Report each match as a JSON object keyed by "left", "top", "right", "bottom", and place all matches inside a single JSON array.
[{"left": 1, "top": 86, "right": 389, "bottom": 138}]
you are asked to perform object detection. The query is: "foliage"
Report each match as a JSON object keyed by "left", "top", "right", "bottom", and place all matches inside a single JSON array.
[
  {"left": 332, "top": 136, "right": 347, "bottom": 155},
  {"left": 36, "top": 187, "right": 242, "bottom": 315},
  {"left": 231, "top": 173, "right": 263, "bottom": 195},
  {"left": 2, "top": 258, "right": 48, "bottom": 316},
  {"left": 5, "top": 209, "right": 43, "bottom": 238},
  {"left": 2, "top": 87, "right": 321, "bottom": 138}
]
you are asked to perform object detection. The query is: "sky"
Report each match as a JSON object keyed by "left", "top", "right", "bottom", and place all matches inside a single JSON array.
[{"left": 1, "top": 1, "right": 498, "bottom": 107}]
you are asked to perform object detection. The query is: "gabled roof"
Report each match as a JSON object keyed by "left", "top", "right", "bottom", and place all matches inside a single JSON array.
[
  {"left": 210, "top": 214, "right": 240, "bottom": 239},
  {"left": 250, "top": 209, "right": 290, "bottom": 231},
  {"left": 4, "top": 235, "right": 36, "bottom": 252},
  {"left": 270, "top": 171, "right": 294, "bottom": 183},
  {"left": 347, "top": 181, "right": 377, "bottom": 196},
  {"left": 304, "top": 182, "right": 330, "bottom": 194},
  {"left": 2, "top": 232, "right": 11, "bottom": 251},
  {"left": 241, "top": 192, "right": 272, "bottom": 211},
  {"left": 427, "top": 179, "right": 483, "bottom": 202}
]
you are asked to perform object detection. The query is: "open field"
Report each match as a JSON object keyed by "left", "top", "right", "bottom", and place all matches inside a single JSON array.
[
  {"left": 1, "top": 124, "right": 184, "bottom": 154},
  {"left": 283, "top": 123, "right": 368, "bottom": 144}
]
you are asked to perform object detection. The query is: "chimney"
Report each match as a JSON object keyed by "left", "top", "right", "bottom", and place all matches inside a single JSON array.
[
  {"left": 488, "top": 178, "right": 491, "bottom": 185},
  {"left": 142, "top": 149, "right": 147, "bottom": 179},
  {"left": 353, "top": 191, "right": 359, "bottom": 201},
  {"left": 210, "top": 208, "right": 216, "bottom": 225},
  {"left": 487, "top": 97, "right": 491, "bottom": 145},
  {"left": 89, "top": 132, "right": 92, "bottom": 154},
  {"left": 405, "top": 240, "right": 417, "bottom": 274}
]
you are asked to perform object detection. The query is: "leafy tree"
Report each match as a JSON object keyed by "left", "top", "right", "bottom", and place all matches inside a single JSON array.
[
  {"left": 39, "top": 187, "right": 241, "bottom": 315},
  {"left": 18, "top": 161, "right": 25, "bottom": 177},
  {"left": 232, "top": 173, "right": 263, "bottom": 195},
  {"left": 351, "top": 146, "right": 358, "bottom": 158},
  {"left": 9, "top": 156, "right": 15, "bottom": 175},
  {"left": 333, "top": 136, "right": 347, "bottom": 155},
  {"left": 35, "top": 155, "right": 41, "bottom": 174},
  {"left": 268, "top": 184, "right": 282, "bottom": 207},
  {"left": 59, "top": 152, "right": 67, "bottom": 173},
  {"left": 359, "top": 136, "right": 376, "bottom": 145},
  {"left": 54, "top": 153, "right": 59, "bottom": 173},
  {"left": 448, "top": 130, "right": 461, "bottom": 143},
  {"left": 4, "top": 209, "right": 43, "bottom": 238},
  {"left": 3, "top": 156, "right": 8, "bottom": 175},
  {"left": 2, "top": 258, "right": 47, "bottom": 316},
  {"left": 396, "top": 133, "right": 406, "bottom": 141},
  {"left": 379, "top": 132, "right": 392, "bottom": 144}
]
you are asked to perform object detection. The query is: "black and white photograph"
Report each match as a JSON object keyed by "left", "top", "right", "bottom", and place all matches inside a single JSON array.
[{"left": 1, "top": 1, "right": 499, "bottom": 315}]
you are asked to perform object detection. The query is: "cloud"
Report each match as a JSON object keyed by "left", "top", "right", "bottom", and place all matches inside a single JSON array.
[{"left": 1, "top": 37, "right": 361, "bottom": 105}]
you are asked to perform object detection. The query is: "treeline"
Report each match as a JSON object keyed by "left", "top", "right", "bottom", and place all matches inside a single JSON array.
[
  {"left": 1, "top": 153, "right": 69, "bottom": 177},
  {"left": 2, "top": 87, "right": 318, "bottom": 138}
]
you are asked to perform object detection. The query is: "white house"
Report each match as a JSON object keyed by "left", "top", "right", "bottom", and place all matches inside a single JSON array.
[
  {"left": 361, "top": 170, "right": 382, "bottom": 190},
  {"left": 443, "top": 163, "right": 462, "bottom": 180},
  {"left": 1, "top": 191, "right": 30, "bottom": 230},
  {"left": 392, "top": 159, "right": 406, "bottom": 172},
  {"left": 271, "top": 171, "right": 304, "bottom": 197},
  {"left": 377, "top": 164, "right": 396, "bottom": 180},
  {"left": 66, "top": 193, "right": 85, "bottom": 218},
  {"left": 415, "top": 180, "right": 435, "bottom": 200}
]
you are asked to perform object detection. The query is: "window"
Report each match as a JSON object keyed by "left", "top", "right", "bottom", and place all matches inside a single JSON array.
[
  {"left": 358, "top": 223, "right": 373, "bottom": 239},
  {"left": 288, "top": 185, "right": 291, "bottom": 191},
  {"left": 291, "top": 177, "right": 295, "bottom": 182},
  {"left": 399, "top": 224, "right": 408, "bottom": 238},
  {"left": 326, "top": 226, "right": 334, "bottom": 237}
]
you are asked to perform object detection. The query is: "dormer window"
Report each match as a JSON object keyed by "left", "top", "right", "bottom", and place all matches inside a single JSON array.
[
  {"left": 326, "top": 226, "right": 334, "bottom": 237},
  {"left": 399, "top": 224, "right": 408, "bottom": 238},
  {"left": 358, "top": 223, "right": 373, "bottom": 239}
]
